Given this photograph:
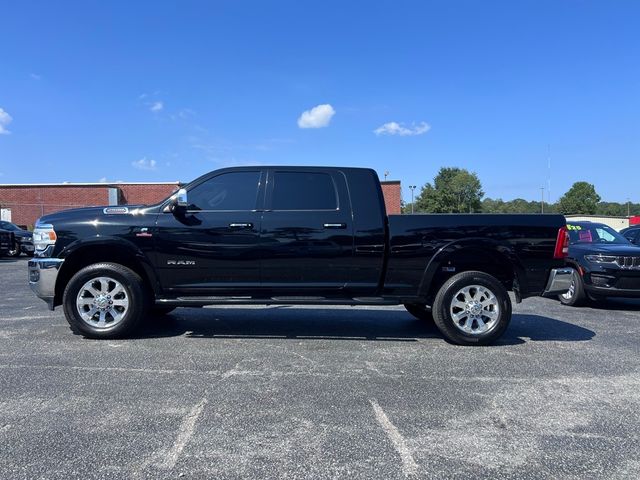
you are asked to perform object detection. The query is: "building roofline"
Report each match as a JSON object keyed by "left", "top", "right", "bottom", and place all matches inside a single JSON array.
[
  {"left": 565, "top": 214, "right": 631, "bottom": 219},
  {"left": 0, "top": 182, "right": 182, "bottom": 187},
  {"left": 380, "top": 180, "right": 401, "bottom": 185}
]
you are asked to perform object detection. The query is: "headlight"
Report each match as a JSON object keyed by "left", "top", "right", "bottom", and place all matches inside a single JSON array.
[
  {"left": 32, "top": 223, "right": 57, "bottom": 254},
  {"left": 584, "top": 254, "right": 618, "bottom": 264}
]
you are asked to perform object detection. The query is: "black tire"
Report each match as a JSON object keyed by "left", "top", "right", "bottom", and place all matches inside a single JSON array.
[
  {"left": 63, "top": 263, "right": 148, "bottom": 339},
  {"left": 404, "top": 303, "right": 434, "bottom": 324},
  {"left": 7, "top": 241, "right": 21, "bottom": 257},
  {"left": 558, "top": 271, "right": 586, "bottom": 306},
  {"left": 150, "top": 306, "right": 176, "bottom": 316},
  {"left": 432, "top": 271, "right": 512, "bottom": 346}
]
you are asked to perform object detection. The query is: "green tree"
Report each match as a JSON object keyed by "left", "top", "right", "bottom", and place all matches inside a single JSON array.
[
  {"left": 415, "top": 167, "right": 484, "bottom": 213},
  {"left": 557, "top": 182, "right": 601, "bottom": 215}
]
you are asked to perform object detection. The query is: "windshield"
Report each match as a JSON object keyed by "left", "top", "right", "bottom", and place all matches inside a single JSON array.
[
  {"left": 566, "top": 223, "right": 630, "bottom": 245},
  {"left": 0, "top": 221, "right": 19, "bottom": 231}
]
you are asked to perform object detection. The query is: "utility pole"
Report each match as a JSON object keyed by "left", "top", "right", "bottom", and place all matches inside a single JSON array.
[
  {"left": 628, "top": 198, "right": 631, "bottom": 217},
  {"left": 541, "top": 187, "right": 545, "bottom": 214},
  {"left": 409, "top": 185, "right": 416, "bottom": 214}
]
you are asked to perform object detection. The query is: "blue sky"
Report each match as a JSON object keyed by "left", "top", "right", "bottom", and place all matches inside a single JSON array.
[{"left": 0, "top": 1, "right": 638, "bottom": 204}]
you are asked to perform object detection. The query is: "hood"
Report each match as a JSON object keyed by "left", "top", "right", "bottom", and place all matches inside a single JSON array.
[
  {"left": 37, "top": 205, "right": 146, "bottom": 225},
  {"left": 13, "top": 230, "right": 32, "bottom": 239},
  {"left": 570, "top": 242, "right": 640, "bottom": 256}
]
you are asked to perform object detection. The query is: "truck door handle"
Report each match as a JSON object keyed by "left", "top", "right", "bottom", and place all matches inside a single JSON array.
[
  {"left": 323, "top": 223, "right": 346, "bottom": 229},
  {"left": 229, "top": 223, "right": 253, "bottom": 229}
]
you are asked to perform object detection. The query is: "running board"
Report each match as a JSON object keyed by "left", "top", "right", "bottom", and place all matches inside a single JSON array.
[{"left": 155, "top": 296, "right": 400, "bottom": 307}]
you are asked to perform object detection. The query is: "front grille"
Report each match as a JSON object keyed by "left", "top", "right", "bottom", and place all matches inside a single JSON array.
[
  {"left": 0, "top": 232, "right": 11, "bottom": 251},
  {"left": 615, "top": 256, "right": 640, "bottom": 269}
]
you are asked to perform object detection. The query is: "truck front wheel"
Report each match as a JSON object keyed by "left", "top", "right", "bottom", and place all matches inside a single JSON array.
[
  {"left": 62, "top": 263, "right": 148, "bottom": 339},
  {"left": 432, "top": 271, "right": 511, "bottom": 346}
]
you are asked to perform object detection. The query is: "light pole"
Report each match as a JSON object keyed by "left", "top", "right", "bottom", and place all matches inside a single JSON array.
[
  {"left": 384, "top": 171, "right": 389, "bottom": 181},
  {"left": 628, "top": 198, "right": 631, "bottom": 217},
  {"left": 541, "top": 187, "right": 545, "bottom": 214},
  {"left": 409, "top": 185, "right": 416, "bottom": 214}
]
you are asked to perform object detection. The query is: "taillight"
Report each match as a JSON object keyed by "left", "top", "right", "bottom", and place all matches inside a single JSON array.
[{"left": 554, "top": 226, "right": 570, "bottom": 259}]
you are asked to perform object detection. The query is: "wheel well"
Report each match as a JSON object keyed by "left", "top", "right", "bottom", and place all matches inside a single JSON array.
[
  {"left": 425, "top": 248, "right": 515, "bottom": 302},
  {"left": 54, "top": 245, "right": 154, "bottom": 307}
]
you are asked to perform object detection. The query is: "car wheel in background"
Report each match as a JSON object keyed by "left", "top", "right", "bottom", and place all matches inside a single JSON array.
[
  {"left": 558, "top": 270, "right": 586, "bottom": 307},
  {"left": 7, "top": 241, "right": 21, "bottom": 257}
]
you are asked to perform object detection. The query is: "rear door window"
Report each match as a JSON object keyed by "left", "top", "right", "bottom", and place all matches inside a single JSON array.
[
  {"left": 623, "top": 229, "right": 639, "bottom": 243},
  {"left": 271, "top": 172, "right": 338, "bottom": 210}
]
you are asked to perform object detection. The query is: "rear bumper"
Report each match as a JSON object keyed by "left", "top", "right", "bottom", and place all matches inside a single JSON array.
[
  {"left": 28, "top": 258, "right": 64, "bottom": 310},
  {"left": 542, "top": 267, "right": 575, "bottom": 296}
]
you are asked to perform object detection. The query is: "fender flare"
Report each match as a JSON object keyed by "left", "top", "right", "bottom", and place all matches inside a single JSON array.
[
  {"left": 417, "top": 237, "right": 528, "bottom": 298},
  {"left": 58, "top": 236, "right": 161, "bottom": 295}
]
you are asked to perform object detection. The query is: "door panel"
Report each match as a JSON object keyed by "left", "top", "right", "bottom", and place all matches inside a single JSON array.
[
  {"left": 154, "top": 170, "right": 264, "bottom": 293},
  {"left": 260, "top": 170, "right": 354, "bottom": 292}
]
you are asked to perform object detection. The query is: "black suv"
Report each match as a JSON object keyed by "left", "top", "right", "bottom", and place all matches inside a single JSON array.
[
  {"left": 620, "top": 225, "right": 640, "bottom": 246},
  {"left": 0, "top": 221, "right": 34, "bottom": 257},
  {"left": 560, "top": 221, "right": 640, "bottom": 305}
]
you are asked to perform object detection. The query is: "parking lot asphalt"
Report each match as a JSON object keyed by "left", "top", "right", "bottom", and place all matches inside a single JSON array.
[{"left": 1, "top": 257, "right": 639, "bottom": 479}]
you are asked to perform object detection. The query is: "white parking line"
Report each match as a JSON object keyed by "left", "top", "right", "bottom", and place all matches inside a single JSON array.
[
  {"left": 156, "top": 397, "right": 207, "bottom": 470},
  {"left": 0, "top": 315, "right": 56, "bottom": 321},
  {"left": 370, "top": 399, "right": 418, "bottom": 477}
]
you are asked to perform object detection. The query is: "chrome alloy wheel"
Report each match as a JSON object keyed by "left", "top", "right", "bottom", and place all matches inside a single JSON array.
[
  {"left": 449, "top": 284, "right": 500, "bottom": 335},
  {"left": 76, "top": 276, "right": 130, "bottom": 328}
]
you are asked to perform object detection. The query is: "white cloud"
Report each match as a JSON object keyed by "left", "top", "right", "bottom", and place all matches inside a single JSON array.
[
  {"left": 30, "top": 73, "right": 42, "bottom": 80},
  {"left": 374, "top": 121, "right": 431, "bottom": 136},
  {"left": 0, "top": 108, "right": 13, "bottom": 135},
  {"left": 150, "top": 101, "right": 163, "bottom": 113},
  {"left": 98, "top": 177, "right": 108, "bottom": 183},
  {"left": 132, "top": 157, "right": 157, "bottom": 170},
  {"left": 297, "top": 104, "right": 335, "bottom": 128}
]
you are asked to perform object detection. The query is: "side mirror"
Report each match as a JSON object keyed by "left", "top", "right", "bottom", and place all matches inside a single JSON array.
[
  {"left": 164, "top": 188, "right": 188, "bottom": 213},
  {"left": 175, "top": 188, "right": 188, "bottom": 208}
]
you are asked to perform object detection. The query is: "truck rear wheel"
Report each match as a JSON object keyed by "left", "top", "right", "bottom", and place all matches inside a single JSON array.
[
  {"left": 404, "top": 303, "right": 433, "bottom": 324},
  {"left": 63, "top": 263, "right": 148, "bottom": 339},
  {"left": 432, "top": 271, "right": 511, "bottom": 346}
]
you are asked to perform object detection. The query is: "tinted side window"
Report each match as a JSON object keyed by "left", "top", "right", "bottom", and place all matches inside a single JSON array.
[
  {"left": 187, "top": 172, "right": 260, "bottom": 211},
  {"left": 271, "top": 172, "right": 337, "bottom": 210},
  {"left": 624, "top": 230, "right": 639, "bottom": 243}
]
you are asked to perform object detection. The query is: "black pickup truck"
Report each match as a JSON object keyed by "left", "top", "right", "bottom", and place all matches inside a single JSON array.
[{"left": 28, "top": 166, "right": 572, "bottom": 345}]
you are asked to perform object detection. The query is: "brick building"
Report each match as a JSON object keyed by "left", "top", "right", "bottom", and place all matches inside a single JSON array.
[
  {"left": 0, "top": 183, "right": 180, "bottom": 227},
  {"left": 380, "top": 180, "right": 402, "bottom": 215},
  {"left": 1, "top": 178, "right": 403, "bottom": 228}
]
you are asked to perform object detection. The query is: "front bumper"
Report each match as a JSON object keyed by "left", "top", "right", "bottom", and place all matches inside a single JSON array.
[
  {"left": 542, "top": 267, "right": 575, "bottom": 296},
  {"left": 28, "top": 258, "right": 64, "bottom": 310},
  {"left": 20, "top": 242, "right": 35, "bottom": 254},
  {"left": 583, "top": 272, "right": 640, "bottom": 298}
]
